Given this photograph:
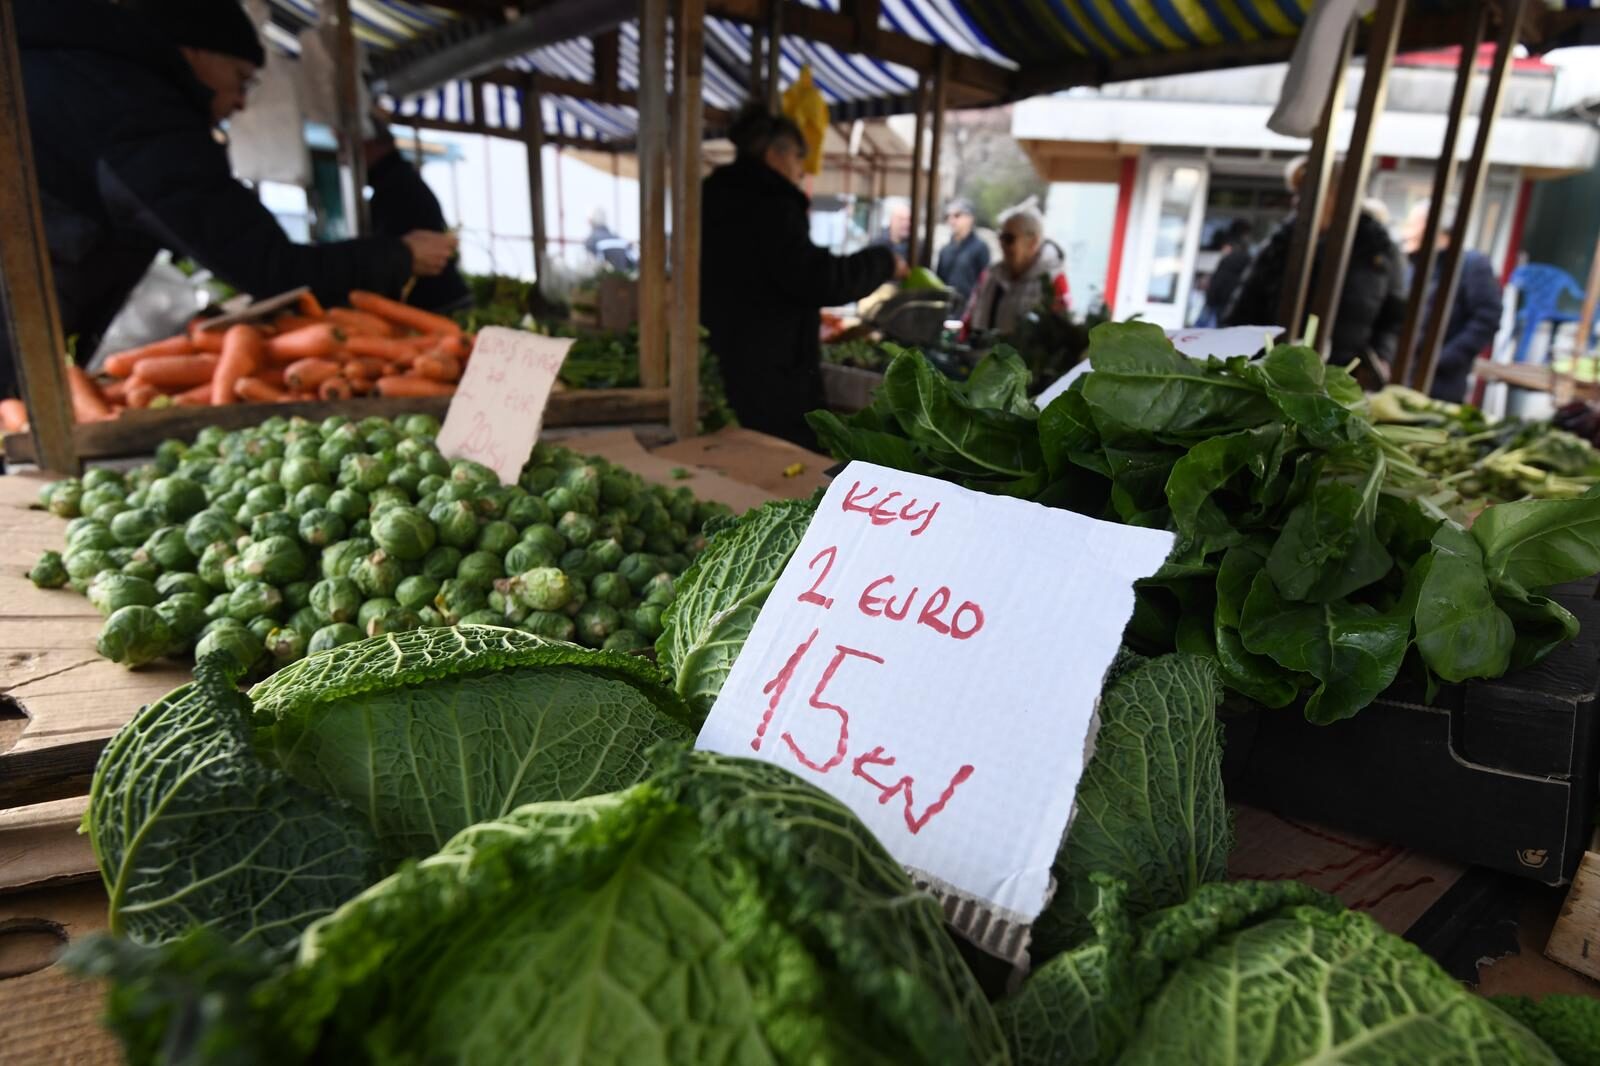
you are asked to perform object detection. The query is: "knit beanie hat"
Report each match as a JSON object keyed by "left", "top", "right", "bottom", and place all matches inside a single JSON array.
[{"left": 125, "top": 0, "right": 266, "bottom": 66}]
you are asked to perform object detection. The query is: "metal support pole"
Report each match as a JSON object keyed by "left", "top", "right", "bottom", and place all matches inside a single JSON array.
[
  {"left": 1577, "top": 233, "right": 1600, "bottom": 368},
  {"left": 638, "top": 0, "right": 670, "bottom": 389},
  {"left": 765, "top": 0, "right": 782, "bottom": 110},
  {"left": 523, "top": 79, "right": 550, "bottom": 288},
  {"left": 748, "top": 26, "right": 764, "bottom": 100},
  {"left": 907, "top": 72, "right": 928, "bottom": 270},
  {"left": 669, "top": 0, "right": 705, "bottom": 440},
  {"left": 1392, "top": 4, "right": 1487, "bottom": 387},
  {"left": 1277, "top": 21, "right": 1354, "bottom": 340},
  {"left": 921, "top": 48, "right": 948, "bottom": 270},
  {"left": 1307, "top": 0, "right": 1404, "bottom": 362},
  {"left": 1416, "top": 0, "right": 1527, "bottom": 397},
  {"left": 333, "top": 0, "right": 369, "bottom": 236},
  {"left": 0, "top": 0, "right": 74, "bottom": 472}
]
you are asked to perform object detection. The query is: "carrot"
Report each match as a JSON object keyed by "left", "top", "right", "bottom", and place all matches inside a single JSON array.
[
  {"left": 282, "top": 357, "right": 341, "bottom": 392},
  {"left": 187, "top": 322, "right": 228, "bottom": 353},
  {"left": 172, "top": 382, "right": 214, "bottom": 406},
  {"left": 125, "top": 381, "right": 162, "bottom": 409},
  {"left": 375, "top": 375, "right": 456, "bottom": 398},
  {"left": 67, "top": 364, "right": 113, "bottom": 421},
  {"left": 318, "top": 376, "right": 354, "bottom": 402},
  {"left": 271, "top": 313, "right": 320, "bottom": 333},
  {"left": 343, "top": 334, "right": 430, "bottom": 363},
  {"left": 0, "top": 398, "right": 28, "bottom": 432},
  {"left": 414, "top": 353, "right": 462, "bottom": 383},
  {"left": 349, "top": 290, "right": 461, "bottom": 336},
  {"left": 100, "top": 379, "right": 128, "bottom": 404},
  {"left": 345, "top": 356, "right": 390, "bottom": 382},
  {"left": 234, "top": 377, "right": 288, "bottom": 404},
  {"left": 327, "top": 308, "right": 398, "bottom": 337},
  {"left": 102, "top": 335, "right": 192, "bottom": 378},
  {"left": 211, "top": 325, "right": 263, "bottom": 406},
  {"left": 346, "top": 376, "right": 374, "bottom": 396},
  {"left": 130, "top": 354, "right": 219, "bottom": 390},
  {"left": 298, "top": 291, "right": 327, "bottom": 319},
  {"left": 266, "top": 324, "right": 343, "bottom": 363}
]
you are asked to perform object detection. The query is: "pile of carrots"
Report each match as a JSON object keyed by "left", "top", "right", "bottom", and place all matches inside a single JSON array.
[{"left": 0, "top": 291, "right": 473, "bottom": 432}]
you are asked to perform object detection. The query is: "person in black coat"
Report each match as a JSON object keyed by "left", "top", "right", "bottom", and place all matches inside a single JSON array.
[
  {"left": 1202, "top": 219, "right": 1253, "bottom": 325},
  {"left": 1224, "top": 160, "right": 1406, "bottom": 373},
  {"left": 935, "top": 197, "right": 990, "bottom": 301},
  {"left": 701, "top": 107, "right": 902, "bottom": 448},
  {"left": 1401, "top": 200, "right": 1504, "bottom": 404},
  {"left": 1, "top": 0, "right": 457, "bottom": 399}
]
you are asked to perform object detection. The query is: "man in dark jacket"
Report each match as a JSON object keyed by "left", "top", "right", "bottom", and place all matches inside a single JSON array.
[
  {"left": 1201, "top": 220, "right": 1253, "bottom": 326},
  {"left": 1401, "top": 200, "right": 1503, "bottom": 404},
  {"left": 935, "top": 197, "right": 990, "bottom": 302},
  {"left": 701, "top": 107, "right": 900, "bottom": 448},
  {"left": 1, "top": 0, "right": 456, "bottom": 398}
]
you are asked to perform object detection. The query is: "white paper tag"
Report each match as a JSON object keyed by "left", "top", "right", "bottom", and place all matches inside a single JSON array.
[
  {"left": 1033, "top": 360, "right": 1093, "bottom": 409},
  {"left": 436, "top": 327, "right": 573, "bottom": 486},
  {"left": 694, "top": 462, "right": 1175, "bottom": 921},
  {"left": 1034, "top": 326, "right": 1284, "bottom": 409}
]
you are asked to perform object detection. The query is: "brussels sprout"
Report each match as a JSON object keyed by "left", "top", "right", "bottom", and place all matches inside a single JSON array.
[
  {"left": 420, "top": 545, "right": 464, "bottom": 581},
  {"left": 236, "top": 484, "right": 286, "bottom": 522},
  {"left": 156, "top": 593, "right": 208, "bottom": 642},
  {"left": 395, "top": 575, "right": 441, "bottom": 611},
  {"left": 247, "top": 615, "right": 280, "bottom": 642},
  {"left": 29, "top": 551, "right": 69, "bottom": 589},
  {"left": 560, "top": 464, "right": 602, "bottom": 497},
  {"left": 320, "top": 537, "right": 375, "bottom": 580},
  {"left": 560, "top": 548, "right": 603, "bottom": 582},
  {"left": 520, "top": 611, "right": 576, "bottom": 641},
  {"left": 642, "top": 572, "right": 675, "bottom": 608},
  {"left": 660, "top": 552, "right": 690, "bottom": 576},
  {"left": 65, "top": 548, "right": 117, "bottom": 585},
  {"left": 397, "top": 413, "right": 441, "bottom": 438},
  {"left": 47, "top": 481, "right": 83, "bottom": 518},
  {"left": 213, "top": 488, "right": 247, "bottom": 516},
  {"left": 317, "top": 436, "right": 359, "bottom": 473},
  {"left": 109, "top": 507, "right": 161, "bottom": 547},
  {"left": 147, "top": 476, "right": 207, "bottom": 522},
  {"left": 372, "top": 506, "right": 437, "bottom": 561},
  {"left": 520, "top": 523, "right": 567, "bottom": 559},
  {"left": 195, "top": 623, "right": 263, "bottom": 674},
  {"left": 416, "top": 473, "right": 448, "bottom": 499},
  {"left": 521, "top": 465, "right": 558, "bottom": 494},
  {"left": 632, "top": 603, "right": 665, "bottom": 640},
  {"left": 475, "top": 520, "right": 518, "bottom": 556},
  {"left": 363, "top": 426, "right": 400, "bottom": 454},
  {"left": 108, "top": 547, "right": 137, "bottom": 568},
  {"left": 589, "top": 537, "right": 625, "bottom": 571},
  {"left": 599, "top": 472, "right": 635, "bottom": 506},
  {"left": 645, "top": 531, "right": 680, "bottom": 557},
  {"left": 203, "top": 593, "right": 231, "bottom": 621},
  {"left": 350, "top": 519, "right": 371, "bottom": 539},
  {"left": 434, "top": 579, "right": 490, "bottom": 625},
  {"left": 365, "top": 606, "right": 422, "bottom": 637},
  {"left": 138, "top": 526, "right": 196, "bottom": 572},
  {"left": 511, "top": 567, "right": 572, "bottom": 612},
  {"left": 153, "top": 438, "right": 186, "bottom": 474},
  {"left": 289, "top": 483, "right": 335, "bottom": 519},
  {"left": 283, "top": 580, "right": 313, "bottom": 611},
  {"left": 504, "top": 494, "right": 552, "bottom": 529},
  {"left": 602, "top": 629, "right": 648, "bottom": 653},
  {"left": 637, "top": 500, "right": 671, "bottom": 535},
  {"left": 66, "top": 519, "right": 116, "bottom": 552},
  {"left": 369, "top": 486, "right": 410, "bottom": 514},
  {"left": 387, "top": 463, "right": 424, "bottom": 496},
  {"left": 87, "top": 573, "right": 159, "bottom": 616},
  {"left": 79, "top": 486, "right": 124, "bottom": 516},
  {"left": 121, "top": 557, "right": 161, "bottom": 582},
  {"left": 283, "top": 438, "right": 320, "bottom": 465},
  {"left": 472, "top": 489, "right": 511, "bottom": 521},
  {"left": 488, "top": 588, "right": 529, "bottom": 624},
  {"left": 556, "top": 511, "right": 598, "bottom": 549},
  {"left": 616, "top": 552, "right": 662, "bottom": 592},
  {"left": 279, "top": 456, "right": 328, "bottom": 493},
  {"left": 97, "top": 605, "right": 173, "bottom": 667},
  {"left": 456, "top": 550, "right": 504, "bottom": 585},
  {"left": 264, "top": 625, "right": 308, "bottom": 666},
  {"left": 89, "top": 499, "right": 129, "bottom": 524},
  {"left": 183, "top": 510, "right": 241, "bottom": 556},
  {"left": 285, "top": 607, "right": 322, "bottom": 640},
  {"left": 310, "top": 577, "right": 363, "bottom": 624},
  {"left": 356, "top": 597, "right": 400, "bottom": 634},
  {"left": 249, "top": 510, "right": 298, "bottom": 542},
  {"left": 589, "top": 572, "right": 632, "bottom": 609},
  {"left": 574, "top": 602, "right": 622, "bottom": 647},
  {"left": 416, "top": 605, "right": 446, "bottom": 628},
  {"left": 297, "top": 507, "right": 348, "bottom": 548},
  {"left": 417, "top": 450, "right": 450, "bottom": 479},
  {"left": 430, "top": 500, "right": 479, "bottom": 549},
  {"left": 155, "top": 571, "right": 209, "bottom": 600},
  {"left": 207, "top": 461, "right": 246, "bottom": 491},
  {"left": 541, "top": 487, "right": 578, "bottom": 516},
  {"left": 227, "top": 580, "right": 285, "bottom": 622},
  {"left": 82, "top": 467, "right": 125, "bottom": 493},
  {"left": 350, "top": 550, "right": 403, "bottom": 599},
  {"left": 258, "top": 458, "right": 284, "bottom": 486},
  {"left": 504, "top": 541, "right": 556, "bottom": 575},
  {"left": 326, "top": 487, "right": 369, "bottom": 522},
  {"left": 339, "top": 453, "right": 391, "bottom": 493},
  {"left": 450, "top": 458, "right": 498, "bottom": 491},
  {"left": 238, "top": 535, "right": 306, "bottom": 585}
]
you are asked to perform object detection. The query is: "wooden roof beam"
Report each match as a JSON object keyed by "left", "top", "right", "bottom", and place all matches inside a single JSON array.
[{"left": 475, "top": 67, "right": 732, "bottom": 125}]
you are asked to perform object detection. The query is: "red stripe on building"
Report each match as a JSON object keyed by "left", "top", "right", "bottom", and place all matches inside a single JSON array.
[{"left": 1104, "top": 156, "right": 1138, "bottom": 314}]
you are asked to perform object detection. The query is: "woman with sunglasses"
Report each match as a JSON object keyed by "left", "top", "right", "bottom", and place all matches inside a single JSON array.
[{"left": 963, "top": 200, "right": 1069, "bottom": 337}]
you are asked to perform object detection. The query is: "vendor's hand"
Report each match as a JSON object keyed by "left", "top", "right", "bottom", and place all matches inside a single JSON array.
[
  {"left": 403, "top": 230, "right": 458, "bottom": 276},
  {"left": 892, "top": 254, "right": 910, "bottom": 281}
]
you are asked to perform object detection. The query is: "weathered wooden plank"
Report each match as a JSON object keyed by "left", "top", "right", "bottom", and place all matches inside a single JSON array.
[{"left": 1547, "top": 850, "right": 1600, "bottom": 980}]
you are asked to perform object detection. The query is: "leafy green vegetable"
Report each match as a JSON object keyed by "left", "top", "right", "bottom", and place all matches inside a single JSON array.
[{"left": 1494, "top": 995, "right": 1600, "bottom": 1066}]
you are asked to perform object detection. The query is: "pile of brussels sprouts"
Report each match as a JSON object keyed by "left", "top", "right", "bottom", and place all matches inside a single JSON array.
[{"left": 28, "top": 413, "right": 731, "bottom": 675}]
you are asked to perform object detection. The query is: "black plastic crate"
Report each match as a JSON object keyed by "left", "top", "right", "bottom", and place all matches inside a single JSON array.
[{"left": 1226, "top": 578, "right": 1600, "bottom": 885}]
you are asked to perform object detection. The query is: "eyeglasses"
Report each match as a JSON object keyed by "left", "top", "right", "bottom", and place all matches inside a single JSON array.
[{"left": 998, "top": 232, "right": 1018, "bottom": 246}]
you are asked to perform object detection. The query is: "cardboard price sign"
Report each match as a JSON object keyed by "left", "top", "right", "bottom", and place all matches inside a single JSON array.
[
  {"left": 695, "top": 462, "right": 1175, "bottom": 922},
  {"left": 436, "top": 327, "right": 574, "bottom": 485}
]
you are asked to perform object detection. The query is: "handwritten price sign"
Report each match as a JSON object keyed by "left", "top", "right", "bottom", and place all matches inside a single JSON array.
[
  {"left": 436, "top": 327, "right": 574, "bottom": 485},
  {"left": 695, "top": 462, "right": 1175, "bottom": 921}
]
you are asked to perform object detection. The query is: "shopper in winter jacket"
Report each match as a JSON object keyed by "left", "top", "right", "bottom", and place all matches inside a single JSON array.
[
  {"left": 935, "top": 198, "right": 990, "bottom": 302},
  {"left": 964, "top": 201, "right": 1069, "bottom": 336},
  {"left": 701, "top": 106, "right": 903, "bottom": 448},
  {"left": 1, "top": 0, "right": 457, "bottom": 399},
  {"left": 1400, "top": 199, "right": 1503, "bottom": 404},
  {"left": 1224, "top": 159, "right": 1406, "bottom": 373}
]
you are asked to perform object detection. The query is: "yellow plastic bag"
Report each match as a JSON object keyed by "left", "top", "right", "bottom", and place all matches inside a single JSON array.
[{"left": 781, "top": 65, "right": 829, "bottom": 176}]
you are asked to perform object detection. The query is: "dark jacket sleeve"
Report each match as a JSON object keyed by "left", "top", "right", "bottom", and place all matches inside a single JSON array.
[
  {"left": 1367, "top": 243, "right": 1409, "bottom": 364},
  {"left": 1438, "top": 253, "right": 1503, "bottom": 378},
  {"left": 366, "top": 150, "right": 469, "bottom": 312},
  {"left": 763, "top": 199, "right": 895, "bottom": 307},
  {"left": 1221, "top": 239, "right": 1283, "bottom": 328},
  {"left": 98, "top": 114, "right": 413, "bottom": 306}
]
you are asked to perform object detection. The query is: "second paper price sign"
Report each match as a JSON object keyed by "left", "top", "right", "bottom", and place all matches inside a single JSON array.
[{"left": 696, "top": 462, "right": 1174, "bottom": 923}]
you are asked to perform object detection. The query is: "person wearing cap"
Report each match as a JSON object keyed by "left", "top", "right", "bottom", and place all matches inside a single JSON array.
[
  {"left": 935, "top": 198, "right": 989, "bottom": 303},
  {"left": 1, "top": 0, "right": 458, "bottom": 399}
]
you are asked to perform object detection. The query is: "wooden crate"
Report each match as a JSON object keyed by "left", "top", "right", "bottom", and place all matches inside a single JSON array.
[{"left": 820, "top": 364, "right": 884, "bottom": 414}]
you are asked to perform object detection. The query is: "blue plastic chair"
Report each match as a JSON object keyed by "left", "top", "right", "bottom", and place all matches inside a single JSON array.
[{"left": 1509, "top": 263, "right": 1592, "bottom": 364}]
